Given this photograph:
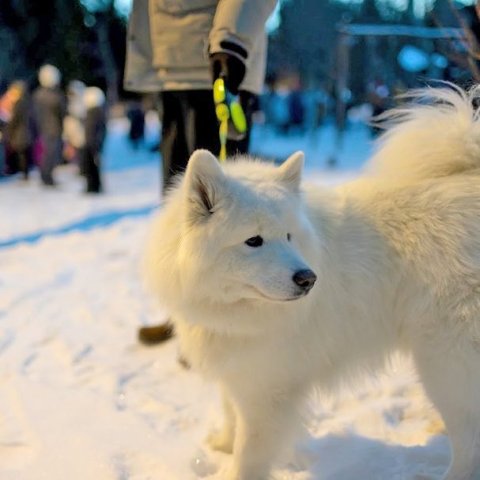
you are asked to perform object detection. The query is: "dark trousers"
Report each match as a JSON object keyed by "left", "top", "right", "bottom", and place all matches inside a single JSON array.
[
  {"left": 40, "top": 135, "right": 62, "bottom": 185},
  {"left": 159, "top": 89, "right": 255, "bottom": 193},
  {"left": 82, "top": 147, "right": 102, "bottom": 193},
  {"left": 5, "top": 148, "right": 30, "bottom": 179},
  {"left": 16, "top": 150, "right": 30, "bottom": 179}
]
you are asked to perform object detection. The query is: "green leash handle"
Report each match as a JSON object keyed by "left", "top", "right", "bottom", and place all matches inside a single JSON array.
[{"left": 213, "top": 77, "right": 247, "bottom": 161}]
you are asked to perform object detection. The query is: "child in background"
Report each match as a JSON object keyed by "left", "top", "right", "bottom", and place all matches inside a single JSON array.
[
  {"left": 126, "top": 99, "right": 145, "bottom": 150},
  {"left": 83, "top": 87, "right": 106, "bottom": 193},
  {"left": 63, "top": 80, "right": 86, "bottom": 168}
]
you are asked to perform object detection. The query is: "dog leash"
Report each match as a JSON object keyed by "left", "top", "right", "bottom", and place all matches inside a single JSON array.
[{"left": 213, "top": 77, "right": 247, "bottom": 161}]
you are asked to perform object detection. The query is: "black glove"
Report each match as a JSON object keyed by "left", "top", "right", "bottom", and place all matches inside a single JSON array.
[{"left": 209, "top": 52, "right": 246, "bottom": 95}]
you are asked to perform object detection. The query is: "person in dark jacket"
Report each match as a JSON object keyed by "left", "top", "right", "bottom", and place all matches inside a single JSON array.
[
  {"left": 82, "top": 87, "right": 106, "bottom": 193},
  {"left": 32, "top": 65, "right": 66, "bottom": 186},
  {"left": 3, "top": 81, "right": 35, "bottom": 180}
]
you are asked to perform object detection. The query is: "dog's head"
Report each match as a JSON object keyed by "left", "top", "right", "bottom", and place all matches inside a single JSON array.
[{"left": 175, "top": 150, "right": 318, "bottom": 305}]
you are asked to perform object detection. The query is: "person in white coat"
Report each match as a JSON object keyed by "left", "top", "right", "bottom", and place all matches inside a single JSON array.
[
  {"left": 124, "top": 0, "right": 277, "bottom": 191},
  {"left": 124, "top": 0, "right": 277, "bottom": 344}
]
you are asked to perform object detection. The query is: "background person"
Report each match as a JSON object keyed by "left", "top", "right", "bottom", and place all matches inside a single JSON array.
[
  {"left": 2, "top": 80, "right": 35, "bottom": 179},
  {"left": 32, "top": 64, "right": 66, "bottom": 186},
  {"left": 83, "top": 86, "right": 107, "bottom": 194},
  {"left": 124, "top": 0, "right": 277, "bottom": 192},
  {"left": 63, "top": 80, "right": 87, "bottom": 170},
  {"left": 124, "top": 0, "right": 277, "bottom": 344},
  {"left": 126, "top": 99, "right": 146, "bottom": 150}
]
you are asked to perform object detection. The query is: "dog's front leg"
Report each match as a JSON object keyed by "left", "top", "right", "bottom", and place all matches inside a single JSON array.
[
  {"left": 207, "top": 387, "right": 236, "bottom": 453},
  {"left": 227, "top": 388, "right": 303, "bottom": 480},
  {"left": 412, "top": 337, "right": 480, "bottom": 480}
]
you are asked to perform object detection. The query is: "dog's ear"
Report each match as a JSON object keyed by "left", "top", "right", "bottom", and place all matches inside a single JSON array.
[
  {"left": 183, "top": 149, "right": 225, "bottom": 221},
  {"left": 276, "top": 151, "right": 304, "bottom": 192}
]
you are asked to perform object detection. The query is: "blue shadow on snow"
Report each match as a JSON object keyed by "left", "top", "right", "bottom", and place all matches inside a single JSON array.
[{"left": 0, "top": 204, "right": 156, "bottom": 249}]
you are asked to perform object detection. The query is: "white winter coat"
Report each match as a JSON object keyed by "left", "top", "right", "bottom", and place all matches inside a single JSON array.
[{"left": 123, "top": 0, "right": 277, "bottom": 94}]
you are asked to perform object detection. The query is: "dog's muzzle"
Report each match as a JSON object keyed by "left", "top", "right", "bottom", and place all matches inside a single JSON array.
[{"left": 292, "top": 269, "right": 317, "bottom": 292}]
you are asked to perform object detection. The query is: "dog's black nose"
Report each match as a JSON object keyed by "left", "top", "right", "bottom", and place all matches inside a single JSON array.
[{"left": 292, "top": 269, "right": 317, "bottom": 290}]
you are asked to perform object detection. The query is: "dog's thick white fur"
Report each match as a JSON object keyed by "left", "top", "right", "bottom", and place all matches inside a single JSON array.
[{"left": 144, "top": 85, "right": 480, "bottom": 480}]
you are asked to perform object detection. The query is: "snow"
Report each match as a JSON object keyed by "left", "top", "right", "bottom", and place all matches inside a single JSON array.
[{"left": 0, "top": 118, "right": 451, "bottom": 479}]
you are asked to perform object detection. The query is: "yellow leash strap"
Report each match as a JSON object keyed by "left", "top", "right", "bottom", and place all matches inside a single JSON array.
[
  {"left": 219, "top": 118, "right": 228, "bottom": 162},
  {"left": 213, "top": 77, "right": 247, "bottom": 162},
  {"left": 216, "top": 104, "right": 229, "bottom": 162}
]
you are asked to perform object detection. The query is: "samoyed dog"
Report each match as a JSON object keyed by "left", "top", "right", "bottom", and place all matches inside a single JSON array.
[{"left": 144, "top": 85, "right": 480, "bottom": 480}]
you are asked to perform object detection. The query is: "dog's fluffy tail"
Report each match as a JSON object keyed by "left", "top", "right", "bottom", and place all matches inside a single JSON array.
[{"left": 367, "top": 83, "right": 480, "bottom": 181}]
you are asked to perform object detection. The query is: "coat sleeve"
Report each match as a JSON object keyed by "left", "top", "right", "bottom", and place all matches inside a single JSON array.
[{"left": 209, "top": 0, "right": 277, "bottom": 62}]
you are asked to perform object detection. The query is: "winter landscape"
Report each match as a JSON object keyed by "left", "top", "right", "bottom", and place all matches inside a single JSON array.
[{"left": 0, "top": 118, "right": 452, "bottom": 480}]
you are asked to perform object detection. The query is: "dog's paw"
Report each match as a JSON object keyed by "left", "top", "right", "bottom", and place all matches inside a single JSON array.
[
  {"left": 221, "top": 462, "right": 267, "bottom": 480},
  {"left": 218, "top": 462, "right": 241, "bottom": 480},
  {"left": 206, "top": 428, "right": 234, "bottom": 454}
]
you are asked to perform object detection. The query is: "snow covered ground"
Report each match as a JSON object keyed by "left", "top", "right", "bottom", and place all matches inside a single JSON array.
[{"left": 0, "top": 118, "right": 451, "bottom": 480}]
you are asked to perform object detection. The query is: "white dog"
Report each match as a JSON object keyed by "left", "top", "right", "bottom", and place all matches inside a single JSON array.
[{"left": 144, "top": 85, "right": 480, "bottom": 480}]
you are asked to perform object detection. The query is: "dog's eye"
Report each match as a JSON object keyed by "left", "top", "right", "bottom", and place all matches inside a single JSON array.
[
  {"left": 287, "top": 233, "right": 291, "bottom": 241},
  {"left": 245, "top": 236, "right": 264, "bottom": 247}
]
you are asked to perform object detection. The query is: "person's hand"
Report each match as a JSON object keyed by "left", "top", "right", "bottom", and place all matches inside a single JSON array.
[{"left": 209, "top": 52, "right": 246, "bottom": 95}]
